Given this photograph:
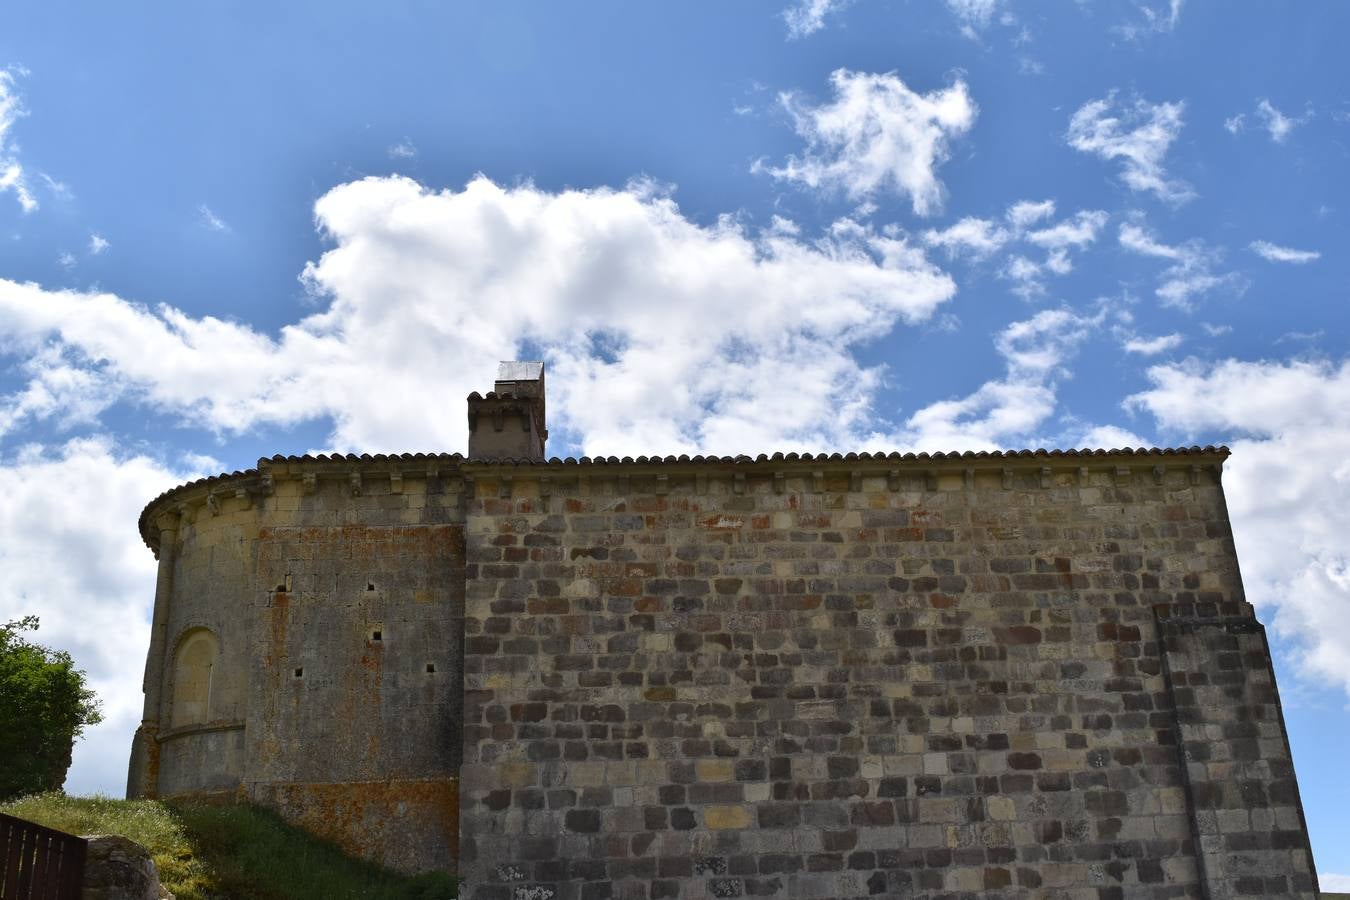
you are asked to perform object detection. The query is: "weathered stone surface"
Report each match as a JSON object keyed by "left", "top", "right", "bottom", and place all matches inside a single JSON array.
[
  {"left": 126, "top": 369, "right": 1318, "bottom": 897},
  {"left": 457, "top": 459, "right": 1318, "bottom": 899},
  {"left": 82, "top": 834, "right": 172, "bottom": 900}
]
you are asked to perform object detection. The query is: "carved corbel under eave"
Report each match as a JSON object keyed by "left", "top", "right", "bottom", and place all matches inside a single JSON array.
[
  {"left": 349, "top": 470, "right": 363, "bottom": 497},
  {"left": 389, "top": 470, "right": 403, "bottom": 494},
  {"left": 302, "top": 472, "right": 317, "bottom": 495}
]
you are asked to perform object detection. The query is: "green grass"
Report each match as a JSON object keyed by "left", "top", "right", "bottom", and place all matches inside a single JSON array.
[{"left": 1, "top": 793, "right": 456, "bottom": 900}]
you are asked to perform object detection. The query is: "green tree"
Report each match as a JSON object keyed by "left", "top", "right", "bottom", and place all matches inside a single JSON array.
[{"left": 0, "top": 616, "right": 103, "bottom": 802}]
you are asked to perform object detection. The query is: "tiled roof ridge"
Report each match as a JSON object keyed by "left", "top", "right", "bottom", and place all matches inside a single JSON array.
[{"left": 138, "top": 444, "right": 1230, "bottom": 543}]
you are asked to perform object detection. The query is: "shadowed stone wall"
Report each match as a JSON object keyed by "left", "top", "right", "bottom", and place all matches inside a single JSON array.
[
  {"left": 457, "top": 455, "right": 1318, "bottom": 900},
  {"left": 130, "top": 455, "right": 467, "bottom": 875}
]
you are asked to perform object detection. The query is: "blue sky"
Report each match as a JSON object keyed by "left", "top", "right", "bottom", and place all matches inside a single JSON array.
[{"left": 2, "top": 0, "right": 1348, "bottom": 881}]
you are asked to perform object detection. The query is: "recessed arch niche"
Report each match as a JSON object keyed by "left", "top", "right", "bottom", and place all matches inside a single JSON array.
[{"left": 170, "top": 628, "right": 220, "bottom": 727}]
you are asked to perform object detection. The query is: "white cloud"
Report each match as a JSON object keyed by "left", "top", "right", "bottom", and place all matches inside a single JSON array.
[
  {"left": 0, "top": 175, "right": 956, "bottom": 458},
  {"left": 1127, "top": 358, "right": 1350, "bottom": 695},
  {"left": 1201, "top": 322, "right": 1232, "bottom": 337},
  {"left": 1006, "top": 199, "right": 1055, "bottom": 230},
  {"left": 759, "top": 69, "right": 976, "bottom": 215},
  {"left": 1119, "top": 222, "right": 1241, "bottom": 310},
  {"left": 387, "top": 139, "right": 417, "bottom": 159},
  {"left": 922, "top": 200, "right": 1106, "bottom": 298},
  {"left": 88, "top": 233, "right": 109, "bottom": 255},
  {"left": 198, "top": 204, "right": 229, "bottom": 232},
  {"left": 945, "top": 0, "right": 1002, "bottom": 39},
  {"left": 894, "top": 306, "right": 1106, "bottom": 451},
  {"left": 1223, "top": 113, "right": 1245, "bottom": 135},
  {"left": 1256, "top": 98, "right": 1309, "bottom": 143},
  {"left": 1066, "top": 93, "right": 1193, "bottom": 203},
  {"left": 1024, "top": 209, "right": 1109, "bottom": 253},
  {"left": 1250, "top": 240, "right": 1319, "bottom": 264},
  {"left": 1322, "top": 874, "right": 1350, "bottom": 892},
  {"left": 1122, "top": 332, "right": 1183, "bottom": 355},
  {"left": 0, "top": 437, "right": 193, "bottom": 794},
  {"left": 57, "top": 251, "right": 75, "bottom": 270},
  {"left": 0, "top": 68, "right": 37, "bottom": 213},
  {"left": 921, "top": 216, "right": 1011, "bottom": 260},
  {"left": 1076, "top": 423, "right": 1148, "bottom": 449},
  {"left": 1117, "top": 0, "right": 1183, "bottom": 40},
  {"left": 782, "top": 0, "right": 847, "bottom": 38}
]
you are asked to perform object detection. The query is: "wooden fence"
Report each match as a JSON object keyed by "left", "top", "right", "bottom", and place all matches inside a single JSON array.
[{"left": 0, "top": 813, "right": 86, "bottom": 900}]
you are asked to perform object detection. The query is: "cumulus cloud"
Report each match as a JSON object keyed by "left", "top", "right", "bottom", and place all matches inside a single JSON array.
[
  {"left": 759, "top": 69, "right": 976, "bottom": 215},
  {"left": 1255, "top": 98, "right": 1309, "bottom": 143},
  {"left": 1127, "top": 357, "right": 1350, "bottom": 694},
  {"left": 1067, "top": 93, "right": 1193, "bottom": 203},
  {"left": 1250, "top": 240, "right": 1319, "bottom": 264},
  {"left": 0, "top": 68, "right": 37, "bottom": 213},
  {"left": 782, "top": 0, "right": 848, "bottom": 38},
  {"left": 1119, "top": 222, "right": 1241, "bottom": 309},
  {"left": 1223, "top": 114, "right": 1245, "bottom": 135},
  {"left": 387, "top": 139, "right": 417, "bottom": 159},
  {"left": 921, "top": 200, "right": 1107, "bottom": 298},
  {"left": 0, "top": 437, "right": 193, "bottom": 794},
  {"left": 88, "top": 233, "right": 109, "bottom": 255},
  {"left": 1121, "top": 332, "right": 1183, "bottom": 355},
  {"left": 921, "top": 216, "right": 1011, "bottom": 260},
  {"left": 894, "top": 306, "right": 1111, "bottom": 451},
  {"left": 0, "top": 175, "right": 956, "bottom": 458}
]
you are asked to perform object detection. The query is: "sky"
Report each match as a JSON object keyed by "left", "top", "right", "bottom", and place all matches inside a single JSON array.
[{"left": 1, "top": 0, "right": 1348, "bottom": 881}]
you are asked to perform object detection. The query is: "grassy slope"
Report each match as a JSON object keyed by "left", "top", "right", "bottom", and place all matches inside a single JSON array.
[{"left": 1, "top": 794, "right": 456, "bottom": 900}]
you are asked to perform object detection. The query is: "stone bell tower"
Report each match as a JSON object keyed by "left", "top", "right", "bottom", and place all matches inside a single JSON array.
[{"left": 466, "top": 361, "right": 547, "bottom": 460}]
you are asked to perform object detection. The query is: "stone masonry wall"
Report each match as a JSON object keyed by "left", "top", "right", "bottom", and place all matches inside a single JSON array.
[
  {"left": 132, "top": 456, "right": 468, "bottom": 875},
  {"left": 458, "top": 457, "right": 1314, "bottom": 899},
  {"left": 1157, "top": 615, "right": 1318, "bottom": 896}
]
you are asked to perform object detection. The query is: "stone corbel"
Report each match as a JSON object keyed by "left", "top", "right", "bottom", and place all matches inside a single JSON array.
[
  {"left": 1152, "top": 465, "right": 1166, "bottom": 485},
  {"left": 206, "top": 491, "right": 221, "bottom": 516},
  {"left": 302, "top": 472, "right": 317, "bottom": 495},
  {"left": 1113, "top": 466, "right": 1131, "bottom": 487},
  {"left": 349, "top": 470, "right": 363, "bottom": 497},
  {"left": 889, "top": 469, "right": 901, "bottom": 492},
  {"left": 617, "top": 475, "right": 630, "bottom": 496},
  {"left": 963, "top": 468, "right": 975, "bottom": 491},
  {"left": 260, "top": 470, "right": 275, "bottom": 496},
  {"left": 1001, "top": 468, "right": 1014, "bottom": 490},
  {"left": 696, "top": 473, "right": 708, "bottom": 495},
  {"left": 655, "top": 474, "right": 669, "bottom": 496},
  {"left": 811, "top": 470, "right": 825, "bottom": 494},
  {"left": 773, "top": 471, "right": 786, "bottom": 495},
  {"left": 389, "top": 471, "right": 403, "bottom": 494},
  {"left": 924, "top": 471, "right": 938, "bottom": 492},
  {"left": 733, "top": 472, "right": 746, "bottom": 495},
  {"left": 1078, "top": 466, "right": 1089, "bottom": 485},
  {"left": 849, "top": 471, "right": 862, "bottom": 493},
  {"left": 539, "top": 476, "right": 553, "bottom": 500},
  {"left": 234, "top": 488, "right": 252, "bottom": 510},
  {"left": 1039, "top": 467, "right": 1052, "bottom": 490},
  {"left": 499, "top": 476, "right": 513, "bottom": 499},
  {"left": 1189, "top": 464, "right": 1201, "bottom": 486}
]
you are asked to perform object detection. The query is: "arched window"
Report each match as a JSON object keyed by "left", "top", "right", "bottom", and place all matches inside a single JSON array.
[{"left": 170, "top": 629, "right": 219, "bottom": 727}]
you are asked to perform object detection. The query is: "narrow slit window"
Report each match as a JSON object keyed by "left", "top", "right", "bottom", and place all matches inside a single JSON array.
[
  {"left": 426, "top": 663, "right": 436, "bottom": 674},
  {"left": 293, "top": 667, "right": 304, "bottom": 678}
]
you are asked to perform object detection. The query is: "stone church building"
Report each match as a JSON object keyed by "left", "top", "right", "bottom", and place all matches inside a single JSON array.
[{"left": 128, "top": 362, "right": 1320, "bottom": 898}]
